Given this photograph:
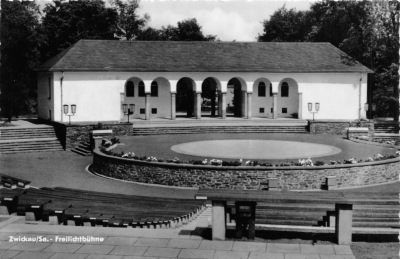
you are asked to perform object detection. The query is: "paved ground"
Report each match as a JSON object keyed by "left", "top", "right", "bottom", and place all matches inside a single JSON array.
[
  {"left": 0, "top": 214, "right": 357, "bottom": 259},
  {"left": 0, "top": 151, "right": 197, "bottom": 199},
  {"left": 114, "top": 133, "right": 395, "bottom": 164}
]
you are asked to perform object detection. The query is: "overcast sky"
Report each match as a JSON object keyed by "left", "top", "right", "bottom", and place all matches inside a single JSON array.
[{"left": 137, "top": 0, "right": 312, "bottom": 41}]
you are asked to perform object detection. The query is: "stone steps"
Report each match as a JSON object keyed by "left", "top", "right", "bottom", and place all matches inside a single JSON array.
[
  {"left": 131, "top": 125, "right": 309, "bottom": 135},
  {"left": 71, "top": 141, "right": 92, "bottom": 156},
  {"left": 0, "top": 127, "right": 64, "bottom": 154}
]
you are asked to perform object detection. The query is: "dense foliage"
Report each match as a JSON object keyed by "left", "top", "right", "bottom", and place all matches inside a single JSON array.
[{"left": 258, "top": 1, "right": 399, "bottom": 120}]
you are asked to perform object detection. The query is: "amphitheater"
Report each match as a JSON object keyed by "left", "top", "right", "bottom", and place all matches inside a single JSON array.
[{"left": 0, "top": 118, "right": 399, "bottom": 259}]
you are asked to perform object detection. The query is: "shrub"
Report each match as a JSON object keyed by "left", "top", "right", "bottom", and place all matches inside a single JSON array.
[
  {"left": 315, "top": 161, "right": 325, "bottom": 166},
  {"left": 111, "top": 137, "right": 120, "bottom": 145}
]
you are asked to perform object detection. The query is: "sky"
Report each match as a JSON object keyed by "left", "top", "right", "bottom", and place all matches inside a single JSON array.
[{"left": 136, "top": 0, "right": 313, "bottom": 41}]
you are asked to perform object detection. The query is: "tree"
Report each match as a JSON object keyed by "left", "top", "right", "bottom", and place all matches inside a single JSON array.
[
  {"left": 258, "top": 5, "right": 312, "bottom": 42},
  {"left": 136, "top": 18, "right": 217, "bottom": 41},
  {"left": 110, "top": 0, "right": 149, "bottom": 41},
  {"left": 0, "top": 0, "right": 44, "bottom": 119},
  {"left": 41, "top": 0, "right": 118, "bottom": 62},
  {"left": 258, "top": 0, "right": 400, "bottom": 120}
]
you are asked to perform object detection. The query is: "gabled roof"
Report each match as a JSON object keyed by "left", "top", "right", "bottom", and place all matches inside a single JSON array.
[{"left": 36, "top": 40, "right": 372, "bottom": 73}]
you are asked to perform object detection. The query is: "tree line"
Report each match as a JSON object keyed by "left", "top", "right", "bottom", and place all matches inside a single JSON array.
[{"left": 1, "top": 0, "right": 398, "bottom": 121}]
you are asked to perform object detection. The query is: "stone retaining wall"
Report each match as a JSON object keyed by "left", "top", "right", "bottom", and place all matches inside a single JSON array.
[
  {"left": 309, "top": 121, "right": 373, "bottom": 135},
  {"left": 92, "top": 150, "right": 399, "bottom": 190},
  {"left": 58, "top": 123, "right": 133, "bottom": 149}
]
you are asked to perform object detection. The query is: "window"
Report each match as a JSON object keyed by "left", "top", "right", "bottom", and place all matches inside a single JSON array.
[
  {"left": 126, "top": 81, "right": 134, "bottom": 97},
  {"left": 152, "top": 108, "right": 157, "bottom": 114},
  {"left": 269, "top": 83, "right": 273, "bottom": 96},
  {"left": 258, "top": 82, "right": 266, "bottom": 97},
  {"left": 138, "top": 82, "right": 145, "bottom": 97},
  {"left": 140, "top": 108, "right": 145, "bottom": 114},
  {"left": 259, "top": 108, "right": 265, "bottom": 113},
  {"left": 271, "top": 108, "right": 273, "bottom": 113},
  {"left": 48, "top": 77, "right": 51, "bottom": 99},
  {"left": 281, "top": 82, "right": 289, "bottom": 97},
  {"left": 282, "top": 108, "right": 288, "bottom": 114},
  {"left": 151, "top": 82, "right": 158, "bottom": 97}
]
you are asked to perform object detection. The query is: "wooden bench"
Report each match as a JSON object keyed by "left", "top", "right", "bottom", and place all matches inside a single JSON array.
[
  {"left": 195, "top": 189, "right": 353, "bottom": 245},
  {"left": 0, "top": 174, "right": 31, "bottom": 189}
]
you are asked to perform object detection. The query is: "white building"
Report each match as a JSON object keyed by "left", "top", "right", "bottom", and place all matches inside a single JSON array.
[{"left": 36, "top": 40, "right": 372, "bottom": 123}]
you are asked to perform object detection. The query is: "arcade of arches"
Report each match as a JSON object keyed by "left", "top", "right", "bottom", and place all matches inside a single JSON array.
[{"left": 123, "top": 76, "right": 300, "bottom": 120}]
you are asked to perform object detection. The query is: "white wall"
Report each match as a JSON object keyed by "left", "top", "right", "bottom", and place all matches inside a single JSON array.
[{"left": 39, "top": 71, "right": 368, "bottom": 122}]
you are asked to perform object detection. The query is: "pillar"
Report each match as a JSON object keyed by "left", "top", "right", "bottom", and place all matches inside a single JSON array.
[
  {"left": 273, "top": 93, "right": 278, "bottom": 119},
  {"left": 171, "top": 93, "right": 176, "bottom": 120},
  {"left": 218, "top": 91, "right": 222, "bottom": 117},
  {"left": 221, "top": 93, "right": 226, "bottom": 119},
  {"left": 241, "top": 91, "right": 246, "bottom": 117},
  {"left": 335, "top": 203, "right": 353, "bottom": 245},
  {"left": 193, "top": 92, "right": 197, "bottom": 118},
  {"left": 145, "top": 93, "right": 150, "bottom": 120},
  {"left": 247, "top": 92, "right": 252, "bottom": 119},
  {"left": 298, "top": 93, "right": 302, "bottom": 119},
  {"left": 196, "top": 93, "right": 201, "bottom": 119},
  {"left": 212, "top": 200, "right": 226, "bottom": 241},
  {"left": 93, "top": 137, "right": 103, "bottom": 151}
]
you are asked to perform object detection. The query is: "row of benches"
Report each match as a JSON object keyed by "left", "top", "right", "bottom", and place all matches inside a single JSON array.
[
  {"left": 0, "top": 174, "right": 31, "bottom": 189},
  {"left": 195, "top": 189, "right": 400, "bottom": 244},
  {"left": 0, "top": 187, "right": 206, "bottom": 229}
]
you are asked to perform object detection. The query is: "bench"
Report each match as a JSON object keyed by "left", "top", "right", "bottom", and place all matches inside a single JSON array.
[
  {"left": 0, "top": 174, "right": 31, "bottom": 189},
  {"left": 195, "top": 189, "right": 354, "bottom": 245}
]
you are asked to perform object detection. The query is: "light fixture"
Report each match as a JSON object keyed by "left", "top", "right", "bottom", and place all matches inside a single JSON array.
[
  {"left": 122, "top": 103, "right": 134, "bottom": 123},
  {"left": 63, "top": 104, "right": 68, "bottom": 115},
  {"left": 71, "top": 104, "right": 76, "bottom": 115},
  {"left": 308, "top": 102, "right": 320, "bottom": 121}
]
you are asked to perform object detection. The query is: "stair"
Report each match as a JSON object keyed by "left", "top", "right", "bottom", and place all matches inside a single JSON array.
[
  {"left": 373, "top": 123, "right": 400, "bottom": 141},
  {"left": 131, "top": 125, "right": 309, "bottom": 136},
  {"left": 0, "top": 127, "right": 63, "bottom": 154},
  {"left": 71, "top": 141, "right": 92, "bottom": 156}
]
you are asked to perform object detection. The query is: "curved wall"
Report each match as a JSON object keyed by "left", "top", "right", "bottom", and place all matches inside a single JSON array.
[{"left": 92, "top": 150, "right": 400, "bottom": 190}]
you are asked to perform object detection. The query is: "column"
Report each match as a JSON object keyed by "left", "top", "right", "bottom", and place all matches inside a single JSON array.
[
  {"left": 247, "top": 92, "right": 252, "bottom": 119},
  {"left": 335, "top": 203, "right": 353, "bottom": 245},
  {"left": 273, "top": 93, "right": 278, "bottom": 119},
  {"left": 221, "top": 93, "right": 226, "bottom": 119},
  {"left": 196, "top": 93, "right": 201, "bottom": 119},
  {"left": 218, "top": 91, "right": 222, "bottom": 117},
  {"left": 212, "top": 200, "right": 226, "bottom": 241},
  {"left": 145, "top": 93, "right": 150, "bottom": 120},
  {"left": 193, "top": 92, "right": 197, "bottom": 118},
  {"left": 171, "top": 93, "right": 176, "bottom": 120},
  {"left": 241, "top": 91, "right": 246, "bottom": 117},
  {"left": 298, "top": 93, "right": 303, "bottom": 119}
]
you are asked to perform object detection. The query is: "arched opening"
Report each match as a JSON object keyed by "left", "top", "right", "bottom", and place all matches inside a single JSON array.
[
  {"left": 227, "top": 78, "right": 245, "bottom": 117},
  {"left": 278, "top": 78, "right": 299, "bottom": 118},
  {"left": 253, "top": 78, "right": 273, "bottom": 118},
  {"left": 176, "top": 77, "right": 195, "bottom": 117},
  {"left": 201, "top": 78, "right": 219, "bottom": 117},
  {"left": 126, "top": 81, "right": 134, "bottom": 97}
]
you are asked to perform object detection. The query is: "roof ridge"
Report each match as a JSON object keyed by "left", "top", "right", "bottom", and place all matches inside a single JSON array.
[{"left": 78, "top": 39, "right": 331, "bottom": 45}]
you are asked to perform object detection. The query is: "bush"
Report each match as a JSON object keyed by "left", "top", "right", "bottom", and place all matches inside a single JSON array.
[{"left": 315, "top": 161, "right": 325, "bottom": 166}]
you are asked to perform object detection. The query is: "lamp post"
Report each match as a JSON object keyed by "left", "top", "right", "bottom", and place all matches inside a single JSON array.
[
  {"left": 122, "top": 104, "right": 135, "bottom": 123},
  {"left": 308, "top": 102, "right": 320, "bottom": 121},
  {"left": 63, "top": 104, "right": 76, "bottom": 125}
]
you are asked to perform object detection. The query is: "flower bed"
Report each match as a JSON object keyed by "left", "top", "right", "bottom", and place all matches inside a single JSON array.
[
  {"left": 93, "top": 145, "right": 400, "bottom": 190},
  {"left": 100, "top": 143, "right": 400, "bottom": 168}
]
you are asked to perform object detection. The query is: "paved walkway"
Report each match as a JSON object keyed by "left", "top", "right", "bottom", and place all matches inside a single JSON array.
[{"left": 0, "top": 216, "right": 356, "bottom": 259}]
